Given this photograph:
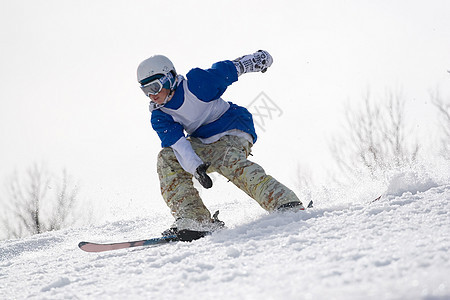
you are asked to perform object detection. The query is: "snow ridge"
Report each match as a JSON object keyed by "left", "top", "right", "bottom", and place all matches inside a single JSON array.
[{"left": 1, "top": 184, "right": 449, "bottom": 299}]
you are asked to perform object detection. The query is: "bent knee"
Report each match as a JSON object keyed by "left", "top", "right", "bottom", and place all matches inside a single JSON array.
[
  {"left": 157, "top": 147, "right": 179, "bottom": 173},
  {"left": 157, "top": 147, "right": 176, "bottom": 161}
]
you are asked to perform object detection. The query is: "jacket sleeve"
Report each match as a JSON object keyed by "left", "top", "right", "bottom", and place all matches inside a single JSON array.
[
  {"left": 171, "top": 137, "right": 203, "bottom": 174},
  {"left": 186, "top": 60, "right": 238, "bottom": 102},
  {"left": 151, "top": 110, "right": 203, "bottom": 174},
  {"left": 151, "top": 110, "right": 184, "bottom": 148}
]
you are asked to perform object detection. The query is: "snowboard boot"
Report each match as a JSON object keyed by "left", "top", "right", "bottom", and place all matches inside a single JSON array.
[
  {"left": 277, "top": 201, "right": 305, "bottom": 212},
  {"left": 277, "top": 200, "right": 313, "bottom": 212},
  {"left": 162, "top": 210, "right": 225, "bottom": 242}
]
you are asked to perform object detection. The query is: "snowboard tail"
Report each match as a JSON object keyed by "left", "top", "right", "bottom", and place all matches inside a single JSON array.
[{"left": 78, "top": 235, "right": 179, "bottom": 252}]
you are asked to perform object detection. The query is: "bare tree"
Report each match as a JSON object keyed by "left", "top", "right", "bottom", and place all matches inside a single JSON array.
[
  {"left": 1, "top": 163, "right": 84, "bottom": 239},
  {"left": 430, "top": 90, "right": 450, "bottom": 159},
  {"left": 47, "top": 169, "right": 80, "bottom": 231},
  {"left": 330, "top": 90, "right": 420, "bottom": 182}
]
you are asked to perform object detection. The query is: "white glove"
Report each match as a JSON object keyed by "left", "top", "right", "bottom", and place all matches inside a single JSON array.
[{"left": 233, "top": 50, "right": 273, "bottom": 77}]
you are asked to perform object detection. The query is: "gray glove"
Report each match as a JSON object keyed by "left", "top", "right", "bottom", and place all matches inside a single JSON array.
[{"left": 194, "top": 162, "right": 213, "bottom": 189}]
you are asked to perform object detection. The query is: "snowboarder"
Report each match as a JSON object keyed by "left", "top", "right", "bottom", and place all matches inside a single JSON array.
[{"left": 137, "top": 50, "right": 304, "bottom": 241}]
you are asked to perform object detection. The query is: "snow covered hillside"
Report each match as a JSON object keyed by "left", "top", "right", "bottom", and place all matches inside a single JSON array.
[{"left": 1, "top": 177, "right": 449, "bottom": 299}]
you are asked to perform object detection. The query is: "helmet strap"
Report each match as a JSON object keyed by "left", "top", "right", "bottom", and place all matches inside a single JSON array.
[{"left": 162, "top": 90, "right": 173, "bottom": 105}]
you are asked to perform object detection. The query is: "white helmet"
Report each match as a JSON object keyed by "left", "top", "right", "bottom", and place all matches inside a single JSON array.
[{"left": 137, "top": 55, "right": 176, "bottom": 84}]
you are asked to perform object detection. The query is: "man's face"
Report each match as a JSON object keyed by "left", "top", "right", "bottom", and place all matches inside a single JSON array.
[{"left": 149, "top": 88, "right": 170, "bottom": 105}]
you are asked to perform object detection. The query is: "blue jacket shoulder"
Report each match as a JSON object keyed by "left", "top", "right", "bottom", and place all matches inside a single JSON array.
[{"left": 186, "top": 60, "right": 238, "bottom": 102}]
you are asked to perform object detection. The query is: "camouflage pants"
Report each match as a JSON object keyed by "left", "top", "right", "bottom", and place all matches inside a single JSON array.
[{"left": 157, "top": 135, "right": 301, "bottom": 222}]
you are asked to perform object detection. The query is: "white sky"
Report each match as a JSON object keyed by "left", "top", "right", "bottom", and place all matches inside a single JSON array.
[{"left": 1, "top": 0, "right": 449, "bottom": 221}]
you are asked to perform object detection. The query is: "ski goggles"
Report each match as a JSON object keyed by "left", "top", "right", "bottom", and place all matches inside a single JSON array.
[{"left": 140, "top": 73, "right": 174, "bottom": 97}]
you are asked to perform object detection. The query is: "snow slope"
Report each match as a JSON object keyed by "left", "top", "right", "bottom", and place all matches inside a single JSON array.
[{"left": 1, "top": 178, "right": 449, "bottom": 299}]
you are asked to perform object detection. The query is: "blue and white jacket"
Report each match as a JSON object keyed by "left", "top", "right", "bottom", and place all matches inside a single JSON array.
[{"left": 151, "top": 60, "right": 257, "bottom": 174}]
